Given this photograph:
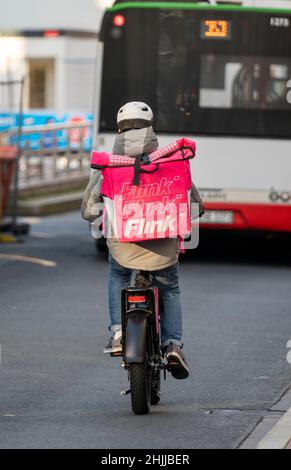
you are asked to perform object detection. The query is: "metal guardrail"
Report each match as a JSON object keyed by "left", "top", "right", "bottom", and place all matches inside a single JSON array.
[{"left": 5, "top": 122, "right": 93, "bottom": 187}]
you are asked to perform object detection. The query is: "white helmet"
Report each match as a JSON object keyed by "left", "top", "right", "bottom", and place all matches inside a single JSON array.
[{"left": 117, "top": 101, "right": 154, "bottom": 131}]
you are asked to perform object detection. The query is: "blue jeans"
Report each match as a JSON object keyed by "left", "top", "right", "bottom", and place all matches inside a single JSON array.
[{"left": 108, "top": 254, "right": 183, "bottom": 349}]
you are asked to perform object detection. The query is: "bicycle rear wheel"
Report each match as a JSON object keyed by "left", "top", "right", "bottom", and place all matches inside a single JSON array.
[{"left": 129, "top": 356, "right": 152, "bottom": 415}]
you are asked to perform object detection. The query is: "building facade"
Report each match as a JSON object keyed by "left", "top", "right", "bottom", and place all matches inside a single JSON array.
[{"left": 0, "top": 0, "right": 110, "bottom": 113}]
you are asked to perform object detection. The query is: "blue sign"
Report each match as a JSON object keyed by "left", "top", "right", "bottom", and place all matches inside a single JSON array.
[{"left": 0, "top": 111, "right": 93, "bottom": 152}]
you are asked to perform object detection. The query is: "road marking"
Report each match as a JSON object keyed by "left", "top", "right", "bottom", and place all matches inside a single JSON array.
[
  {"left": 257, "top": 407, "right": 291, "bottom": 449},
  {"left": 0, "top": 254, "right": 57, "bottom": 268},
  {"left": 31, "top": 232, "right": 53, "bottom": 239},
  {"left": 0, "top": 234, "right": 18, "bottom": 243},
  {"left": 19, "top": 217, "right": 42, "bottom": 225}
]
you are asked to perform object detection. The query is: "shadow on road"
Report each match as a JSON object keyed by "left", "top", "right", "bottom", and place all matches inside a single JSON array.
[
  {"left": 183, "top": 230, "right": 291, "bottom": 267},
  {"left": 95, "top": 231, "right": 291, "bottom": 267}
]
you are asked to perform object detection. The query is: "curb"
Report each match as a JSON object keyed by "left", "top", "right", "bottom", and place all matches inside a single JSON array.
[{"left": 257, "top": 407, "right": 291, "bottom": 449}]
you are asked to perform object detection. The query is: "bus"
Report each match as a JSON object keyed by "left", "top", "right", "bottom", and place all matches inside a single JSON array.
[{"left": 95, "top": 0, "right": 291, "bottom": 234}]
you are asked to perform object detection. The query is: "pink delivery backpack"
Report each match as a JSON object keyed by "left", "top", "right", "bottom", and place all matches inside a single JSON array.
[{"left": 91, "top": 138, "right": 196, "bottom": 243}]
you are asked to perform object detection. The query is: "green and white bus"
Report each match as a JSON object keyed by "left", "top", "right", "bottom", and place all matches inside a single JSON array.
[{"left": 95, "top": 0, "right": 291, "bottom": 233}]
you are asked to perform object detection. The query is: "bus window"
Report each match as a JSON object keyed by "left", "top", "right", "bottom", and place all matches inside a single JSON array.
[
  {"left": 100, "top": 8, "right": 291, "bottom": 137},
  {"left": 156, "top": 13, "right": 193, "bottom": 129},
  {"left": 200, "top": 55, "right": 291, "bottom": 110}
]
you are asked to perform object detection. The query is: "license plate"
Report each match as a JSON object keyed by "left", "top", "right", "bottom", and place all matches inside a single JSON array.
[{"left": 200, "top": 210, "right": 234, "bottom": 225}]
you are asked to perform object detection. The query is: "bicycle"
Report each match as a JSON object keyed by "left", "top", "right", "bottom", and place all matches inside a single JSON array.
[{"left": 114, "top": 271, "right": 166, "bottom": 415}]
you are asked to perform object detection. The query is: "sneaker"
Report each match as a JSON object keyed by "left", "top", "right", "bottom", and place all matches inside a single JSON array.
[
  {"left": 103, "top": 330, "right": 123, "bottom": 355},
  {"left": 163, "top": 343, "right": 189, "bottom": 380}
]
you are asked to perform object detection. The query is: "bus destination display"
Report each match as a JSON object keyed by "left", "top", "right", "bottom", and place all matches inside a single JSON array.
[{"left": 201, "top": 20, "right": 232, "bottom": 40}]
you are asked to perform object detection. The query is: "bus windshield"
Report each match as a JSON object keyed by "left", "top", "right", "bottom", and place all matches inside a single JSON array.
[{"left": 100, "top": 7, "right": 291, "bottom": 138}]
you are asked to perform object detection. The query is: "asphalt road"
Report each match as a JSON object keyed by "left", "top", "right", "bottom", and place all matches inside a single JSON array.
[{"left": 0, "top": 212, "right": 291, "bottom": 449}]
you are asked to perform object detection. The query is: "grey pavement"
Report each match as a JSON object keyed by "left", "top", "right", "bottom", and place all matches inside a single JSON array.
[{"left": 0, "top": 212, "right": 291, "bottom": 449}]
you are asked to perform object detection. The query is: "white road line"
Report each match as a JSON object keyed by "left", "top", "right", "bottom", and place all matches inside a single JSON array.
[
  {"left": 0, "top": 254, "right": 57, "bottom": 268},
  {"left": 19, "top": 217, "right": 42, "bottom": 225},
  {"left": 31, "top": 232, "right": 54, "bottom": 239},
  {"left": 257, "top": 407, "right": 291, "bottom": 449}
]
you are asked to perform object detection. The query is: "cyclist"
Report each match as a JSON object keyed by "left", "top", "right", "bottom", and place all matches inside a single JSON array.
[{"left": 82, "top": 102, "right": 204, "bottom": 380}]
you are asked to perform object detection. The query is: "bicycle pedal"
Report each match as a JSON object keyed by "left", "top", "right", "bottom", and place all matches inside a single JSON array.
[
  {"left": 110, "top": 351, "right": 123, "bottom": 358},
  {"left": 166, "top": 359, "right": 180, "bottom": 370}
]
